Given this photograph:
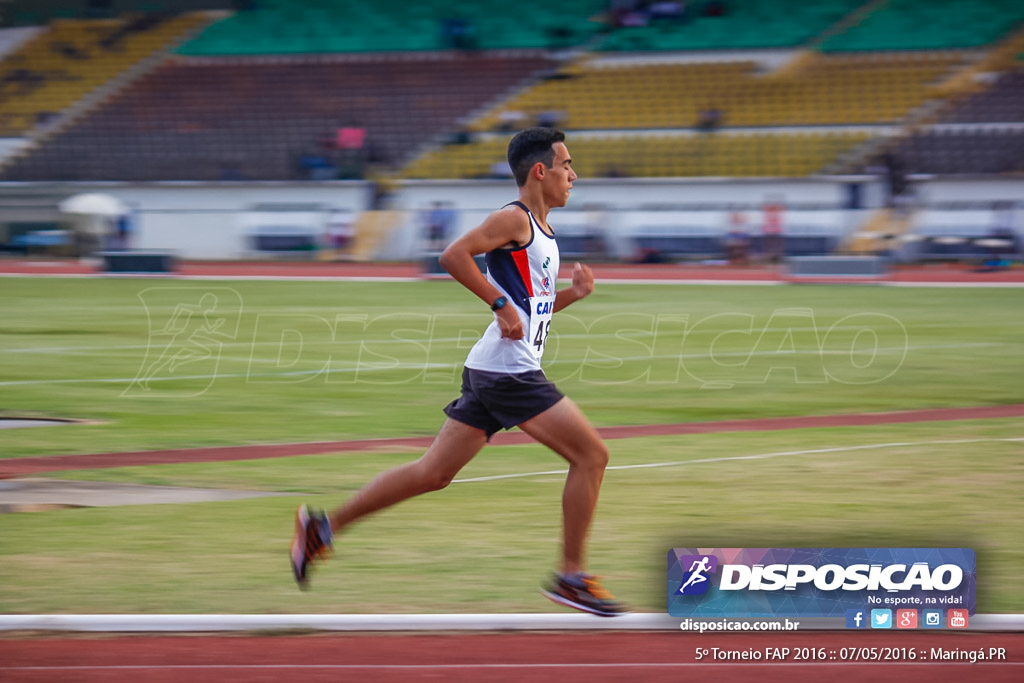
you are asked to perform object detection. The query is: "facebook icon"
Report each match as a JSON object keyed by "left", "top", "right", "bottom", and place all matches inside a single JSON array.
[{"left": 846, "top": 609, "right": 867, "bottom": 629}]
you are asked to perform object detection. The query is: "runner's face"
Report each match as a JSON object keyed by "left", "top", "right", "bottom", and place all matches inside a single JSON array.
[{"left": 544, "top": 142, "right": 576, "bottom": 207}]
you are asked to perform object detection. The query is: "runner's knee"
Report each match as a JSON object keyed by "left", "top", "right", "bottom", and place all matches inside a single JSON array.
[
  {"left": 570, "top": 441, "right": 609, "bottom": 472},
  {"left": 413, "top": 461, "right": 458, "bottom": 493},
  {"left": 425, "top": 470, "right": 456, "bottom": 492}
]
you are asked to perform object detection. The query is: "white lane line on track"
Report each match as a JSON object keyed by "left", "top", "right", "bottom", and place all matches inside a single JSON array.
[{"left": 452, "top": 438, "right": 1024, "bottom": 484}]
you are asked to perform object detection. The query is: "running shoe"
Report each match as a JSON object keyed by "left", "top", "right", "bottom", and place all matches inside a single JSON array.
[
  {"left": 540, "top": 573, "right": 629, "bottom": 617},
  {"left": 290, "top": 504, "right": 333, "bottom": 589}
]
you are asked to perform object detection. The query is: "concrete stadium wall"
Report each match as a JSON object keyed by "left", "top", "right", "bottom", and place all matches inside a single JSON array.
[{"left": 1, "top": 176, "right": 1021, "bottom": 261}]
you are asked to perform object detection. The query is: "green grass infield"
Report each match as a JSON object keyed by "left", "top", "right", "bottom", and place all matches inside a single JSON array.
[{"left": 0, "top": 277, "right": 1021, "bottom": 614}]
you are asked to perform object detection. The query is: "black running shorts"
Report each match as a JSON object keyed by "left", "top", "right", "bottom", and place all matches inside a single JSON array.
[{"left": 443, "top": 367, "right": 565, "bottom": 438}]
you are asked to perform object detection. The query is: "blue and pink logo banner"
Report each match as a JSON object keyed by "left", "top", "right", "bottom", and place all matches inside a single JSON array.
[{"left": 667, "top": 547, "right": 976, "bottom": 618}]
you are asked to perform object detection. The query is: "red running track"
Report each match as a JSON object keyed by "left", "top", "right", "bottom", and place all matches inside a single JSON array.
[
  {"left": 3, "top": 404, "right": 1022, "bottom": 478},
  {"left": 1, "top": 631, "right": 1022, "bottom": 682}
]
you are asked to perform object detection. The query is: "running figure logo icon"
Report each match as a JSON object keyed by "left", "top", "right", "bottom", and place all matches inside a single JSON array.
[
  {"left": 124, "top": 287, "right": 242, "bottom": 398},
  {"left": 677, "top": 554, "right": 718, "bottom": 595}
]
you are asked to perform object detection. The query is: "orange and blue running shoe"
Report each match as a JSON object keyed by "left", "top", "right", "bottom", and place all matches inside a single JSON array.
[
  {"left": 540, "top": 572, "right": 629, "bottom": 617},
  {"left": 290, "top": 504, "right": 333, "bottom": 589}
]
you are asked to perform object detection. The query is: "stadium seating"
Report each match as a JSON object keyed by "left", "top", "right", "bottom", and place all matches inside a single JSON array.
[
  {"left": 403, "top": 131, "right": 871, "bottom": 180},
  {"left": 405, "top": 47, "right": 963, "bottom": 180},
  {"left": 470, "top": 52, "right": 966, "bottom": 133},
  {"left": 178, "top": 0, "right": 609, "bottom": 54},
  {"left": 886, "top": 128, "right": 1024, "bottom": 175},
  {"left": 599, "top": 0, "right": 864, "bottom": 51},
  {"left": 0, "top": 13, "right": 209, "bottom": 136},
  {"left": 820, "top": 0, "right": 1024, "bottom": 52},
  {"left": 3, "top": 1, "right": 1024, "bottom": 183},
  {"left": 942, "top": 66, "right": 1024, "bottom": 123},
  {"left": 0, "top": 53, "right": 558, "bottom": 181}
]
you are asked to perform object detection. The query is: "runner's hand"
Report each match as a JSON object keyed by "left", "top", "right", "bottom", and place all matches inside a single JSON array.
[
  {"left": 496, "top": 304, "right": 524, "bottom": 340},
  {"left": 571, "top": 262, "right": 594, "bottom": 299}
]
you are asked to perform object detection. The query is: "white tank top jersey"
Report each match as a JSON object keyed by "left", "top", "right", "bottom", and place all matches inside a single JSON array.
[{"left": 464, "top": 201, "right": 560, "bottom": 374}]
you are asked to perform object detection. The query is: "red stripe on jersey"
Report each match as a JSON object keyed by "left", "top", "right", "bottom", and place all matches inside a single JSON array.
[{"left": 512, "top": 248, "right": 534, "bottom": 297}]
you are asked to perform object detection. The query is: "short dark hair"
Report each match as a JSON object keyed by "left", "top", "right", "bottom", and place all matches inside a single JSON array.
[{"left": 507, "top": 127, "right": 565, "bottom": 187}]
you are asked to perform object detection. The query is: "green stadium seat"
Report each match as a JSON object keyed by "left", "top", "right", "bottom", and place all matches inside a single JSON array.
[{"left": 821, "top": 0, "right": 1024, "bottom": 52}]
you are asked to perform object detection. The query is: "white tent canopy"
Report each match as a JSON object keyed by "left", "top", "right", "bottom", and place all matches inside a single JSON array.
[{"left": 58, "top": 193, "right": 129, "bottom": 217}]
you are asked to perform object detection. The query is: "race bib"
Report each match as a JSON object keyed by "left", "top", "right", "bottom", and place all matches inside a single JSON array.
[{"left": 527, "top": 295, "right": 555, "bottom": 359}]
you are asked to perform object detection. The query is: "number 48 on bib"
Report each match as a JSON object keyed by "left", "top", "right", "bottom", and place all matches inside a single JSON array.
[{"left": 529, "top": 296, "right": 554, "bottom": 358}]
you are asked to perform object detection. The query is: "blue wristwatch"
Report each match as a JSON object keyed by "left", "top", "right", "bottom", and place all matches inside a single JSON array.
[{"left": 490, "top": 296, "right": 508, "bottom": 311}]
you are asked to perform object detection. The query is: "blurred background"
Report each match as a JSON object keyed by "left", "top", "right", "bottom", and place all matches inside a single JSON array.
[
  {"left": 1, "top": 1, "right": 1023, "bottom": 620},
  {"left": 0, "top": 0, "right": 1021, "bottom": 270}
]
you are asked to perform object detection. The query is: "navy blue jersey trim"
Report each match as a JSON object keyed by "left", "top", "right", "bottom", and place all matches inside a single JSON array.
[
  {"left": 501, "top": 201, "right": 557, "bottom": 241},
  {"left": 485, "top": 249, "right": 532, "bottom": 315},
  {"left": 485, "top": 202, "right": 539, "bottom": 315},
  {"left": 503, "top": 201, "right": 537, "bottom": 249}
]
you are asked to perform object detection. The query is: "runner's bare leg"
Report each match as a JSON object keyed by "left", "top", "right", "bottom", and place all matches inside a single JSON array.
[
  {"left": 518, "top": 397, "right": 609, "bottom": 576},
  {"left": 328, "top": 418, "right": 488, "bottom": 532}
]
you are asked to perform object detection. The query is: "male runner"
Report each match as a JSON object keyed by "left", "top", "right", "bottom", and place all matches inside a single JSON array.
[{"left": 291, "top": 127, "right": 626, "bottom": 616}]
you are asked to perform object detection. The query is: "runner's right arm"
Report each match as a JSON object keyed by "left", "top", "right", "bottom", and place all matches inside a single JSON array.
[{"left": 439, "top": 207, "right": 532, "bottom": 340}]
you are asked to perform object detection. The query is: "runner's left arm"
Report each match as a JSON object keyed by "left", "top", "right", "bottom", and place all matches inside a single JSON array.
[{"left": 553, "top": 262, "right": 594, "bottom": 313}]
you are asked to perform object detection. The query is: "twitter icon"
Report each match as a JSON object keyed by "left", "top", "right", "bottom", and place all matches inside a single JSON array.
[{"left": 870, "top": 609, "right": 893, "bottom": 629}]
